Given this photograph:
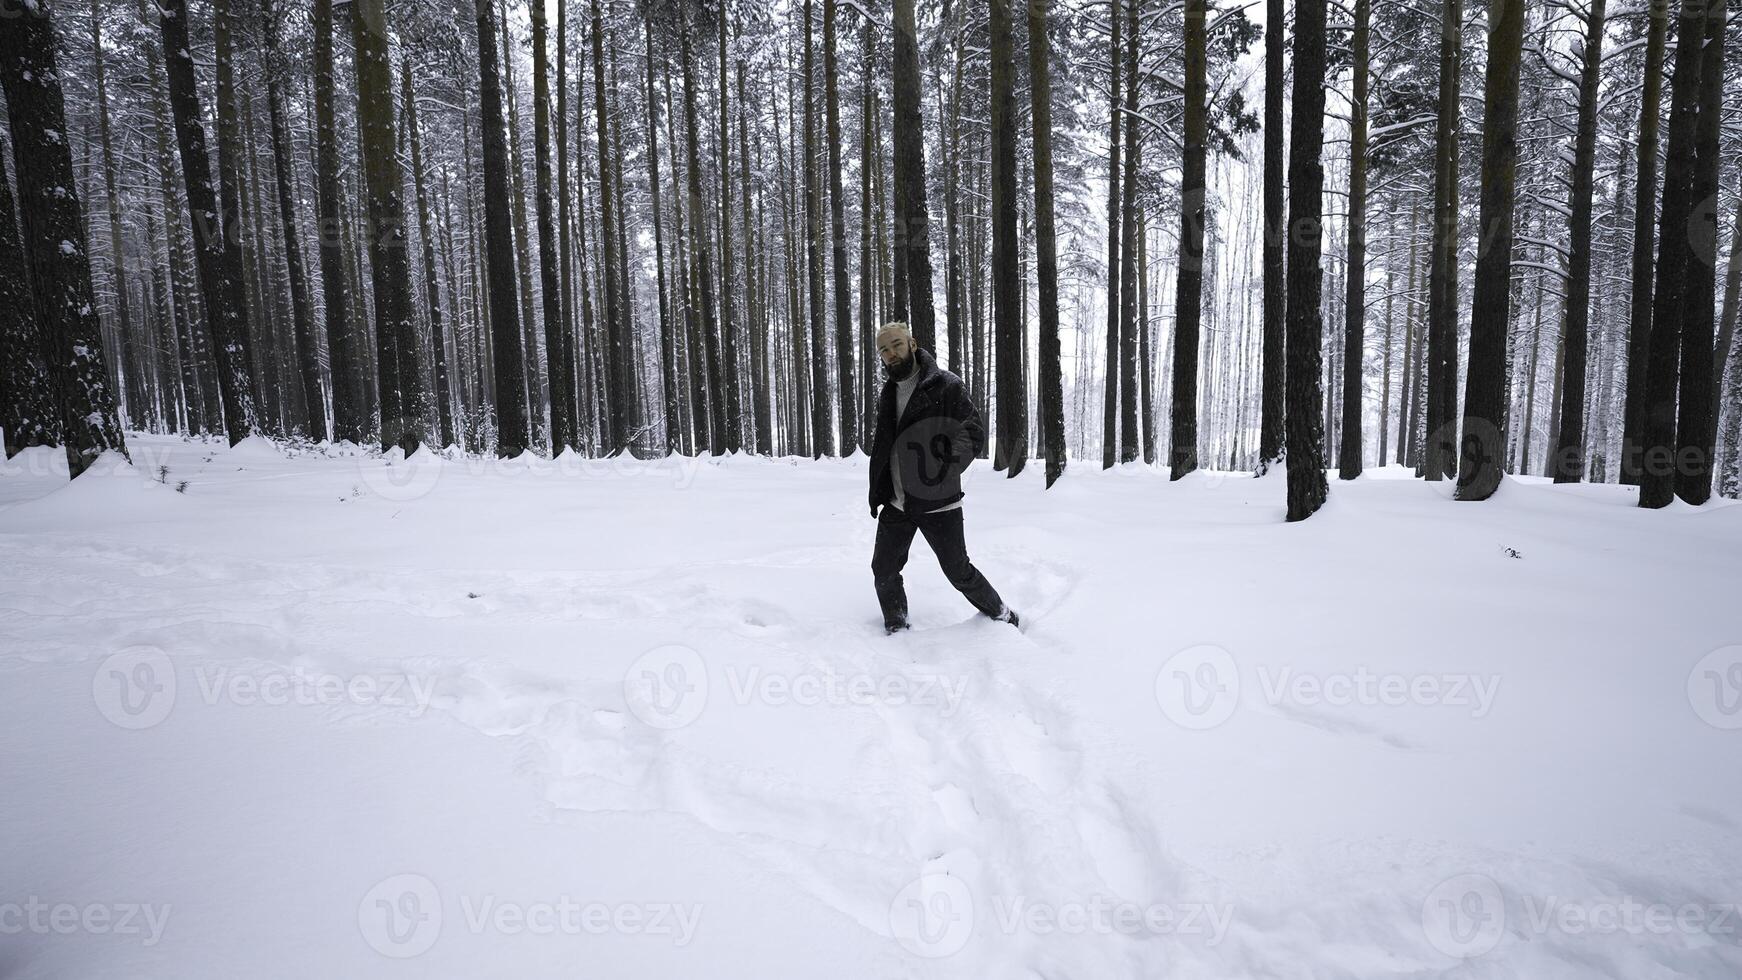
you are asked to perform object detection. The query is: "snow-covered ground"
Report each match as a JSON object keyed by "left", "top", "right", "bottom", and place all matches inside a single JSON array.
[{"left": 3, "top": 433, "right": 1740, "bottom": 978}]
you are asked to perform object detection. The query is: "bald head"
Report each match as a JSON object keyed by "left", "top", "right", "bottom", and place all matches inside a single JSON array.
[{"left": 876, "top": 323, "right": 918, "bottom": 379}]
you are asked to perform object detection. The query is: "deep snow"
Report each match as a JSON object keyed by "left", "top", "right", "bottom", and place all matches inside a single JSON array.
[{"left": 2, "top": 434, "right": 1740, "bottom": 978}]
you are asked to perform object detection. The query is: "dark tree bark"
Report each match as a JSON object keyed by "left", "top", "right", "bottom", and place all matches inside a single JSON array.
[
  {"left": 825, "top": 0, "right": 855, "bottom": 454},
  {"left": 742, "top": 62, "right": 774, "bottom": 456},
  {"left": 477, "top": 0, "right": 530, "bottom": 455},
  {"left": 1549, "top": 0, "right": 1607, "bottom": 483},
  {"left": 1453, "top": 0, "right": 1525, "bottom": 501},
  {"left": 1171, "top": 0, "right": 1206, "bottom": 479},
  {"left": 1284, "top": 0, "right": 1328, "bottom": 520},
  {"left": 678, "top": 10, "right": 724, "bottom": 455},
  {"left": 314, "top": 0, "right": 364, "bottom": 443},
  {"left": 529, "top": 0, "right": 575, "bottom": 452},
  {"left": 720, "top": 12, "right": 745, "bottom": 454},
  {"left": 1257, "top": 0, "right": 1286, "bottom": 471},
  {"left": 802, "top": 0, "right": 831, "bottom": 456},
  {"left": 645, "top": 22, "right": 679, "bottom": 455},
  {"left": 1118, "top": 0, "right": 1140, "bottom": 466},
  {"left": 264, "top": 9, "right": 326, "bottom": 442},
  {"left": 1638, "top": 0, "right": 1716, "bottom": 508},
  {"left": 0, "top": 132, "right": 58, "bottom": 457},
  {"left": 991, "top": 0, "right": 1025, "bottom": 475},
  {"left": 891, "top": 0, "right": 937, "bottom": 350},
  {"left": 87, "top": 0, "right": 139, "bottom": 430},
  {"left": 352, "top": 0, "right": 424, "bottom": 456},
  {"left": 1620, "top": 0, "right": 1668, "bottom": 485},
  {"left": 1, "top": 0, "right": 129, "bottom": 475},
  {"left": 1421, "top": 0, "right": 1462, "bottom": 480},
  {"left": 1029, "top": 0, "right": 1065, "bottom": 488},
  {"left": 402, "top": 62, "right": 457, "bottom": 450},
  {"left": 1338, "top": 0, "right": 1370, "bottom": 480},
  {"left": 1102, "top": 0, "right": 1121, "bottom": 470},
  {"left": 1671, "top": 0, "right": 1725, "bottom": 504},
  {"left": 159, "top": 0, "right": 259, "bottom": 446}
]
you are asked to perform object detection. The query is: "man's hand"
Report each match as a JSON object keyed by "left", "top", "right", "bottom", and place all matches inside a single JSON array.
[{"left": 870, "top": 504, "right": 881, "bottom": 519}]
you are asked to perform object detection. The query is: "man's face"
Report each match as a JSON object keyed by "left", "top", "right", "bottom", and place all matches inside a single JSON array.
[{"left": 878, "top": 332, "right": 912, "bottom": 368}]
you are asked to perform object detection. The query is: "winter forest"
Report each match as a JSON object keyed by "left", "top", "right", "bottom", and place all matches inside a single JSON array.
[{"left": 3, "top": 0, "right": 1742, "bottom": 972}]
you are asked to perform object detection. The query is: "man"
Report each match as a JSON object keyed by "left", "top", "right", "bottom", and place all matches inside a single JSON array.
[{"left": 867, "top": 322, "right": 1019, "bottom": 634}]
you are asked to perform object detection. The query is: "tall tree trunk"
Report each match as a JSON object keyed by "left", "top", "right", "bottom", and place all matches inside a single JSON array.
[
  {"left": 313, "top": 0, "right": 364, "bottom": 443},
  {"left": 1454, "top": 0, "right": 1525, "bottom": 501},
  {"left": 1638, "top": 0, "right": 1716, "bottom": 507},
  {"left": 1171, "top": 0, "right": 1205, "bottom": 479},
  {"left": 477, "top": 0, "right": 530, "bottom": 455},
  {"left": 678, "top": 11, "right": 725, "bottom": 454},
  {"left": 529, "top": 0, "right": 575, "bottom": 452},
  {"left": 825, "top": 0, "right": 855, "bottom": 453},
  {"left": 890, "top": 0, "right": 936, "bottom": 350},
  {"left": 1284, "top": 0, "right": 1329, "bottom": 519},
  {"left": 1118, "top": 0, "right": 1141, "bottom": 466},
  {"left": 646, "top": 22, "right": 679, "bottom": 455},
  {"left": 991, "top": 0, "right": 1025, "bottom": 474},
  {"left": 720, "top": 12, "right": 745, "bottom": 453},
  {"left": 1338, "top": 0, "right": 1369, "bottom": 480},
  {"left": 88, "top": 0, "right": 139, "bottom": 432},
  {"left": 1257, "top": 0, "right": 1286, "bottom": 471},
  {"left": 158, "top": 0, "right": 258, "bottom": 446},
  {"left": 1620, "top": 0, "right": 1668, "bottom": 485},
  {"left": 1422, "top": 0, "right": 1462, "bottom": 480},
  {"left": 402, "top": 62, "right": 457, "bottom": 450},
  {"left": 0, "top": 131, "right": 59, "bottom": 456},
  {"left": 263, "top": 10, "right": 326, "bottom": 442},
  {"left": 1102, "top": 0, "right": 1121, "bottom": 470},
  {"left": 1, "top": 1, "right": 129, "bottom": 474},
  {"left": 1550, "top": 0, "right": 1607, "bottom": 483},
  {"left": 802, "top": 0, "right": 831, "bottom": 456},
  {"left": 353, "top": 0, "right": 424, "bottom": 455},
  {"left": 1671, "top": 0, "right": 1725, "bottom": 504},
  {"left": 1029, "top": 0, "right": 1065, "bottom": 487}
]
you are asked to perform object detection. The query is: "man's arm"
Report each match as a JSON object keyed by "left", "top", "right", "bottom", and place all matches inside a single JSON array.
[{"left": 946, "top": 376, "right": 985, "bottom": 463}]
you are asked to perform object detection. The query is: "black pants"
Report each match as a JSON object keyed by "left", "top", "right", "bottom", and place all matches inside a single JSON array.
[{"left": 871, "top": 505, "right": 1005, "bottom": 625}]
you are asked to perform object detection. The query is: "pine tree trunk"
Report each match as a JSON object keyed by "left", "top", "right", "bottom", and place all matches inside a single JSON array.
[
  {"left": 1029, "top": 0, "right": 1066, "bottom": 487},
  {"left": 353, "top": 0, "right": 424, "bottom": 455},
  {"left": 1638, "top": 0, "right": 1716, "bottom": 507},
  {"left": 645, "top": 23, "right": 679, "bottom": 455},
  {"left": 720, "top": 13, "right": 745, "bottom": 453},
  {"left": 1453, "top": 0, "right": 1525, "bottom": 500},
  {"left": 476, "top": 0, "right": 530, "bottom": 455},
  {"left": 890, "top": 0, "right": 936, "bottom": 350},
  {"left": 158, "top": 0, "right": 259, "bottom": 446},
  {"left": 1118, "top": 0, "right": 1141, "bottom": 466},
  {"left": 1338, "top": 0, "right": 1369, "bottom": 480},
  {"left": 0, "top": 131, "right": 59, "bottom": 456},
  {"left": 990, "top": 0, "right": 1025, "bottom": 475},
  {"left": 1283, "top": 0, "right": 1329, "bottom": 519},
  {"left": 1102, "top": 0, "right": 1121, "bottom": 470},
  {"left": 1422, "top": 0, "right": 1462, "bottom": 481},
  {"left": 678, "top": 11, "right": 725, "bottom": 455},
  {"left": 1171, "top": 0, "right": 1206, "bottom": 479},
  {"left": 1670, "top": 0, "right": 1724, "bottom": 504},
  {"left": 1550, "top": 0, "right": 1607, "bottom": 483},
  {"left": 1257, "top": 0, "right": 1286, "bottom": 471},
  {"left": 1619, "top": 0, "right": 1668, "bottom": 485},
  {"left": 1, "top": 1, "right": 129, "bottom": 474},
  {"left": 402, "top": 62, "right": 457, "bottom": 450},
  {"left": 312, "top": 0, "right": 362, "bottom": 443},
  {"left": 528, "top": 0, "right": 575, "bottom": 452},
  {"left": 825, "top": 0, "right": 855, "bottom": 453}
]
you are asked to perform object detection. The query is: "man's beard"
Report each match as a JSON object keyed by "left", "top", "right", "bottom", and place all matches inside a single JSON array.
[{"left": 883, "top": 352, "right": 917, "bottom": 381}]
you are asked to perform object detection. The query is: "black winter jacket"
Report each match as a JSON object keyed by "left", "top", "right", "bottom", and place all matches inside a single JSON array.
[{"left": 868, "top": 348, "right": 986, "bottom": 515}]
